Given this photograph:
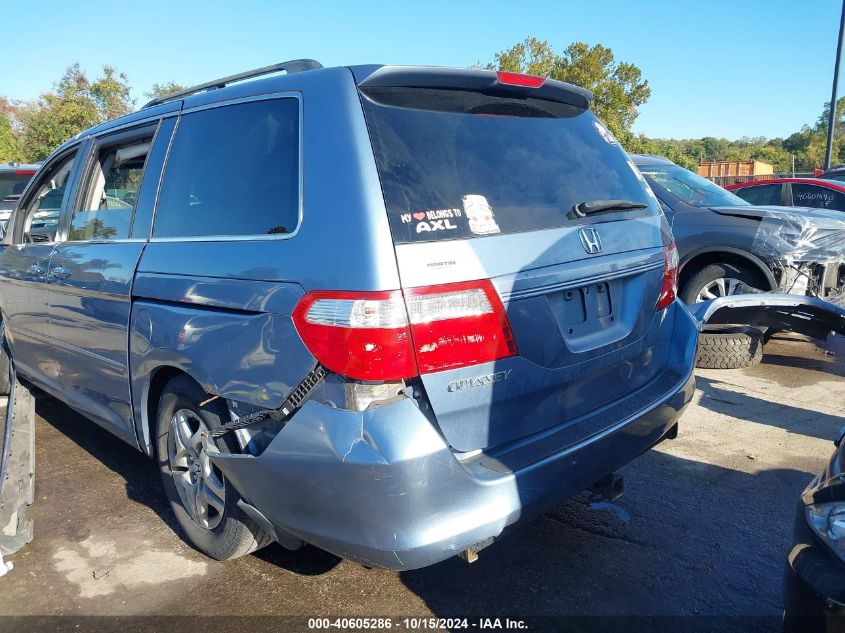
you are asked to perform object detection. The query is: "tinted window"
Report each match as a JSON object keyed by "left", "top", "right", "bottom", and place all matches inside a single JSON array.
[
  {"left": 792, "top": 183, "right": 845, "bottom": 210},
  {"left": 154, "top": 99, "right": 299, "bottom": 238},
  {"left": 22, "top": 152, "right": 77, "bottom": 243},
  {"left": 732, "top": 183, "right": 782, "bottom": 206},
  {"left": 0, "top": 172, "right": 34, "bottom": 198},
  {"left": 361, "top": 88, "right": 660, "bottom": 244},
  {"left": 69, "top": 137, "right": 152, "bottom": 241},
  {"left": 638, "top": 164, "right": 748, "bottom": 207}
]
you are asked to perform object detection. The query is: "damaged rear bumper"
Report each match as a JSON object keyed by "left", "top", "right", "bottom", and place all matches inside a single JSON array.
[
  {"left": 209, "top": 303, "right": 699, "bottom": 570},
  {"left": 691, "top": 294, "right": 845, "bottom": 340}
]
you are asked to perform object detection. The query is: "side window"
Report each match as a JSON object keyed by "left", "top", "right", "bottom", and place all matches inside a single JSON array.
[
  {"left": 21, "top": 152, "right": 78, "bottom": 243},
  {"left": 792, "top": 184, "right": 845, "bottom": 210},
  {"left": 68, "top": 133, "right": 154, "bottom": 241},
  {"left": 153, "top": 98, "right": 300, "bottom": 238},
  {"left": 733, "top": 184, "right": 781, "bottom": 206}
]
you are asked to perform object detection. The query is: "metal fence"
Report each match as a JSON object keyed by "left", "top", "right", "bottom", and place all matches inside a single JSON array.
[{"left": 706, "top": 173, "right": 815, "bottom": 187}]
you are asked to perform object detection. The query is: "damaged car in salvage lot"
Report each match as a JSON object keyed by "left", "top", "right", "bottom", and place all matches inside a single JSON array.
[
  {"left": 0, "top": 61, "right": 844, "bottom": 576},
  {"left": 783, "top": 407, "right": 845, "bottom": 632},
  {"left": 632, "top": 154, "right": 845, "bottom": 368},
  {"left": 632, "top": 155, "right": 845, "bottom": 308}
]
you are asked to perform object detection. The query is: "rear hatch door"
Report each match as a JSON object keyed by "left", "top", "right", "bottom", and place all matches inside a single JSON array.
[{"left": 357, "top": 68, "right": 676, "bottom": 453}]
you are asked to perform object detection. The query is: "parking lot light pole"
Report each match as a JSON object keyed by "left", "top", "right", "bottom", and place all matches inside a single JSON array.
[{"left": 825, "top": 0, "right": 845, "bottom": 170}]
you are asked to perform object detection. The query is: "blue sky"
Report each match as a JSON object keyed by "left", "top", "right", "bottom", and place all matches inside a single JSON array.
[{"left": 2, "top": 0, "right": 841, "bottom": 140}]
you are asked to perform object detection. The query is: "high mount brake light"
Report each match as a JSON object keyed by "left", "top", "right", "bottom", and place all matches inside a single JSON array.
[
  {"left": 495, "top": 71, "right": 546, "bottom": 88},
  {"left": 292, "top": 280, "right": 517, "bottom": 380},
  {"left": 657, "top": 242, "right": 679, "bottom": 311}
]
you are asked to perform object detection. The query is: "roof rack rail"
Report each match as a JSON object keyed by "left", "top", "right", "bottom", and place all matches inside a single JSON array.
[{"left": 141, "top": 58, "right": 323, "bottom": 109}]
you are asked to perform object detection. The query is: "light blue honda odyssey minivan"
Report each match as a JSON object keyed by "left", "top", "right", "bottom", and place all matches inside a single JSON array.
[{"left": 0, "top": 59, "right": 701, "bottom": 569}]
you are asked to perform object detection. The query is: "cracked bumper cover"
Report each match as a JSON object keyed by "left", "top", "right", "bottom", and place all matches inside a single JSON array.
[
  {"left": 690, "top": 294, "right": 845, "bottom": 340},
  {"left": 210, "top": 305, "right": 699, "bottom": 570}
]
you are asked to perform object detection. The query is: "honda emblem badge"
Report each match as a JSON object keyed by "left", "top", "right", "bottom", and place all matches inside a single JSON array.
[{"left": 579, "top": 228, "right": 602, "bottom": 254}]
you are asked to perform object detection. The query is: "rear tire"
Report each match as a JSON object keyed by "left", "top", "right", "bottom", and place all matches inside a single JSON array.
[
  {"left": 695, "top": 326, "right": 764, "bottom": 369},
  {"left": 681, "top": 263, "right": 765, "bottom": 305},
  {"left": 156, "top": 375, "right": 271, "bottom": 560}
]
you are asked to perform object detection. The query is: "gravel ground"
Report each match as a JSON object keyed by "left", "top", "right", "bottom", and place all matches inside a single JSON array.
[{"left": 0, "top": 333, "right": 842, "bottom": 632}]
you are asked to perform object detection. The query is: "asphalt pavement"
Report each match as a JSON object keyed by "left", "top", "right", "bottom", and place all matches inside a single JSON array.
[{"left": 0, "top": 333, "right": 842, "bottom": 632}]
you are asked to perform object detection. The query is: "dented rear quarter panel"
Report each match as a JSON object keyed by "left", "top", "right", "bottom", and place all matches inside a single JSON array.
[{"left": 129, "top": 274, "right": 314, "bottom": 455}]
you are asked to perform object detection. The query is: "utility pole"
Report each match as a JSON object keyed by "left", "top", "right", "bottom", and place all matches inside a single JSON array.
[{"left": 825, "top": 0, "right": 845, "bottom": 169}]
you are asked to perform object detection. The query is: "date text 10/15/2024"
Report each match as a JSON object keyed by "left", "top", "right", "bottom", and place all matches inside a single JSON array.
[{"left": 307, "top": 617, "right": 529, "bottom": 630}]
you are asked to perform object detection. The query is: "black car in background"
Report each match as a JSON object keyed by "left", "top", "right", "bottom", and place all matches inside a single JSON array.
[
  {"left": 630, "top": 155, "right": 845, "bottom": 308},
  {"left": 785, "top": 421, "right": 845, "bottom": 632},
  {"left": 819, "top": 164, "right": 845, "bottom": 183},
  {"left": 0, "top": 163, "right": 39, "bottom": 237}
]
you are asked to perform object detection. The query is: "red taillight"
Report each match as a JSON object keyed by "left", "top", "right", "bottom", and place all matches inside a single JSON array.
[
  {"left": 292, "top": 280, "right": 517, "bottom": 380},
  {"left": 292, "top": 290, "right": 417, "bottom": 381},
  {"left": 14, "top": 170, "right": 35, "bottom": 175},
  {"left": 405, "top": 280, "right": 517, "bottom": 373},
  {"left": 657, "top": 242, "right": 679, "bottom": 311},
  {"left": 495, "top": 71, "right": 546, "bottom": 88}
]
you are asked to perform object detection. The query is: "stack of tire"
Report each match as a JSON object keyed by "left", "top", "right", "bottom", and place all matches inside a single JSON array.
[
  {"left": 682, "top": 263, "right": 766, "bottom": 370},
  {"left": 695, "top": 325, "right": 764, "bottom": 369}
]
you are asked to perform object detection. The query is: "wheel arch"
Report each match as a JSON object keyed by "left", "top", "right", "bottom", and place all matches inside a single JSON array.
[
  {"left": 138, "top": 364, "right": 193, "bottom": 458},
  {"left": 678, "top": 247, "right": 778, "bottom": 294}
]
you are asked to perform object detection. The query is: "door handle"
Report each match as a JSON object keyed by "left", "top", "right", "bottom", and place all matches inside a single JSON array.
[
  {"left": 50, "top": 266, "right": 71, "bottom": 280},
  {"left": 27, "top": 264, "right": 45, "bottom": 276}
]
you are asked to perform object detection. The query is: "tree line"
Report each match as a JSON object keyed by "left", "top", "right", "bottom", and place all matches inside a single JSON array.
[
  {"left": 0, "top": 64, "right": 183, "bottom": 163},
  {"left": 2, "top": 38, "right": 842, "bottom": 173}
]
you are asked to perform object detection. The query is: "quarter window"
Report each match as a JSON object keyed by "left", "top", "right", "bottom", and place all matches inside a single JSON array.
[
  {"left": 69, "top": 136, "right": 153, "bottom": 241},
  {"left": 153, "top": 98, "right": 300, "bottom": 239}
]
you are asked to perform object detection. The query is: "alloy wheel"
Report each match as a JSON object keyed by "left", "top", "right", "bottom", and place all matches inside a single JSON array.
[
  {"left": 695, "top": 277, "right": 743, "bottom": 302},
  {"left": 167, "top": 408, "right": 226, "bottom": 530}
]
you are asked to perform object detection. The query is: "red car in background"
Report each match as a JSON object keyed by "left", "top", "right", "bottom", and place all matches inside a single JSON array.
[{"left": 726, "top": 177, "right": 845, "bottom": 212}]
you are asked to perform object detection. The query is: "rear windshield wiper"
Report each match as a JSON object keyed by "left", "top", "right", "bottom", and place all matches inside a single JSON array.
[{"left": 571, "top": 199, "right": 648, "bottom": 218}]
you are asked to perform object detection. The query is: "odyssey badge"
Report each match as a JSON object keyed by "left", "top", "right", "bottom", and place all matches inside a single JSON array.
[{"left": 447, "top": 370, "right": 512, "bottom": 392}]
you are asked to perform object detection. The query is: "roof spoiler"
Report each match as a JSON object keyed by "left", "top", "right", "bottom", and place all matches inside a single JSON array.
[
  {"left": 351, "top": 65, "right": 593, "bottom": 110},
  {"left": 141, "top": 59, "right": 323, "bottom": 109}
]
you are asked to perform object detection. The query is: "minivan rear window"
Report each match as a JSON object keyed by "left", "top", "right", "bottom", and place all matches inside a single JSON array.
[{"left": 360, "top": 88, "right": 659, "bottom": 244}]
